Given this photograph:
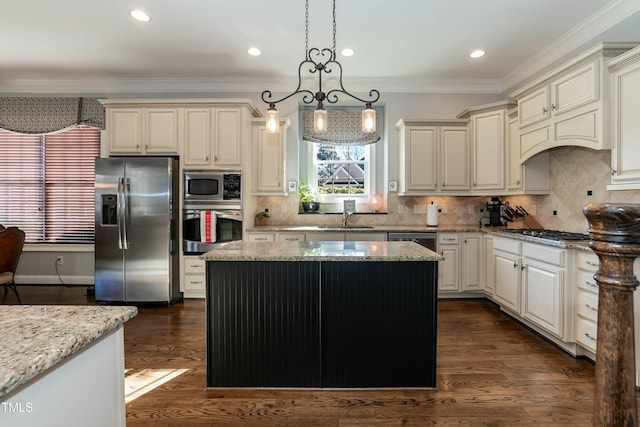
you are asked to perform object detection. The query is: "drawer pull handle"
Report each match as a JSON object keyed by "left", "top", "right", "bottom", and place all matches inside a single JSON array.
[
  {"left": 585, "top": 281, "right": 598, "bottom": 289},
  {"left": 585, "top": 304, "right": 598, "bottom": 312},
  {"left": 584, "top": 333, "right": 597, "bottom": 342},
  {"left": 586, "top": 261, "right": 598, "bottom": 267}
]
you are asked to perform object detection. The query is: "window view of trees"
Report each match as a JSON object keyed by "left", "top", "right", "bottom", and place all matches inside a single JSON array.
[{"left": 314, "top": 144, "right": 368, "bottom": 195}]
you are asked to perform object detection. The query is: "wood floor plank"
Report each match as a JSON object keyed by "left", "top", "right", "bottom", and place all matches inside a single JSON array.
[{"left": 8, "top": 286, "right": 640, "bottom": 425}]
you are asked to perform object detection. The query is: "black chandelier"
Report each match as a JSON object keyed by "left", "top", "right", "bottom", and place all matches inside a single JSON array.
[{"left": 261, "top": 0, "right": 380, "bottom": 135}]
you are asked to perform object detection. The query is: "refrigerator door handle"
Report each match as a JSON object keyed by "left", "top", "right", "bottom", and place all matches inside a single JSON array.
[
  {"left": 117, "top": 177, "right": 124, "bottom": 250},
  {"left": 122, "top": 177, "right": 130, "bottom": 250}
]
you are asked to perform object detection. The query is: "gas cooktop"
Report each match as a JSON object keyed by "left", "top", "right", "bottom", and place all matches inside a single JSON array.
[{"left": 500, "top": 228, "right": 590, "bottom": 242}]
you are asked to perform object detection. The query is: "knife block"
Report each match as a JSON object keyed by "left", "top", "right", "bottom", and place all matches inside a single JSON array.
[{"left": 506, "top": 215, "right": 544, "bottom": 229}]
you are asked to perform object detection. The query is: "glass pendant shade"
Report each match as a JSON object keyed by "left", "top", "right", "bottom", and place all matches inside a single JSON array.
[
  {"left": 314, "top": 107, "right": 328, "bottom": 132},
  {"left": 265, "top": 107, "right": 279, "bottom": 133},
  {"left": 362, "top": 106, "right": 376, "bottom": 133}
]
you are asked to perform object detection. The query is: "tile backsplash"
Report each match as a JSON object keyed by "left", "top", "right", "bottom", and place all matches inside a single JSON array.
[{"left": 256, "top": 147, "right": 640, "bottom": 233}]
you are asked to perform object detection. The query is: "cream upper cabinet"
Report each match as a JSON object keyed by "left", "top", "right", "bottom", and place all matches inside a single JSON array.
[
  {"left": 471, "top": 109, "right": 505, "bottom": 191},
  {"left": 105, "top": 108, "right": 179, "bottom": 155},
  {"left": 184, "top": 107, "right": 246, "bottom": 168},
  {"left": 252, "top": 119, "right": 290, "bottom": 195},
  {"left": 458, "top": 101, "right": 515, "bottom": 192},
  {"left": 440, "top": 126, "right": 470, "bottom": 191},
  {"left": 396, "top": 119, "right": 469, "bottom": 195},
  {"left": 607, "top": 45, "right": 640, "bottom": 190},
  {"left": 510, "top": 43, "right": 637, "bottom": 163},
  {"left": 213, "top": 108, "right": 243, "bottom": 167},
  {"left": 182, "top": 108, "right": 212, "bottom": 167},
  {"left": 100, "top": 99, "right": 260, "bottom": 168}
]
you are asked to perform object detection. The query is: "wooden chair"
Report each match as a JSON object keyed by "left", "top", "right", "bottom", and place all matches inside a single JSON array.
[{"left": 0, "top": 227, "right": 25, "bottom": 304}]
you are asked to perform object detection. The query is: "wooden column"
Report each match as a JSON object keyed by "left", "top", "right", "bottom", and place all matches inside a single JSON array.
[{"left": 583, "top": 203, "right": 640, "bottom": 427}]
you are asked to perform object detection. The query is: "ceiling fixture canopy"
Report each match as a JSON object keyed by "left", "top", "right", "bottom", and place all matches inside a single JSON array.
[{"left": 261, "top": 0, "right": 380, "bottom": 137}]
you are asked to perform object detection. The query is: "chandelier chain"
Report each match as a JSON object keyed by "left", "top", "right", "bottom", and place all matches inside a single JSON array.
[
  {"left": 332, "top": 0, "right": 337, "bottom": 58},
  {"left": 305, "top": 0, "right": 309, "bottom": 59}
]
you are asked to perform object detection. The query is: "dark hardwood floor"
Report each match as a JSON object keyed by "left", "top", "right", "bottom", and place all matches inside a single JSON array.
[{"left": 4, "top": 285, "right": 636, "bottom": 425}]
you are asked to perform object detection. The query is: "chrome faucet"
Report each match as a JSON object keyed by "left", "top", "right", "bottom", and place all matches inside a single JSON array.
[{"left": 342, "top": 210, "right": 354, "bottom": 227}]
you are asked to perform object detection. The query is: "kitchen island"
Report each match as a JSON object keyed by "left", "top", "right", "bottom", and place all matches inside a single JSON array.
[
  {"left": 0, "top": 305, "right": 137, "bottom": 427},
  {"left": 202, "top": 240, "right": 442, "bottom": 388}
]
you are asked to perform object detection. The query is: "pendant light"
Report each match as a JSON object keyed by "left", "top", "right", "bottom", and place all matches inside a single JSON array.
[{"left": 261, "top": 0, "right": 380, "bottom": 135}]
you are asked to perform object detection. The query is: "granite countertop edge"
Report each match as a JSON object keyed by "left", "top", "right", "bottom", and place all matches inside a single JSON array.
[
  {"left": 0, "top": 305, "right": 138, "bottom": 398},
  {"left": 201, "top": 241, "right": 443, "bottom": 262}
]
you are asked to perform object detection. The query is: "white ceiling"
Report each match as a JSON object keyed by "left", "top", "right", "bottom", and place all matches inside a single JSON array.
[{"left": 1, "top": 0, "right": 640, "bottom": 95}]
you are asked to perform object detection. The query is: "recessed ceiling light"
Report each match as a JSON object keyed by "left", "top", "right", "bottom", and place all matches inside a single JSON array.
[
  {"left": 247, "top": 47, "right": 262, "bottom": 56},
  {"left": 129, "top": 9, "right": 151, "bottom": 23},
  {"left": 341, "top": 48, "right": 356, "bottom": 57},
  {"left": 470, "top": 49, "right": 486, "bottom": 59}
]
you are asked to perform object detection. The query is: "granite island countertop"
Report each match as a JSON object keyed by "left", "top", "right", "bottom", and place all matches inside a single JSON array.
[
  {"left": 0, "top": 305, "right": 137, "bottom": 398},
  {"left": 201, "top": 240, "right": 443, "bottom": 262}
]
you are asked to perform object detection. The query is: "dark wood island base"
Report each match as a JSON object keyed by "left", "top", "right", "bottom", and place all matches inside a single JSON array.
[{"left": 202, "top": 241, "right": 441, "bottom": 388}]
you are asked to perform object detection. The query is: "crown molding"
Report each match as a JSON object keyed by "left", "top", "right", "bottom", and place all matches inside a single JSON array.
[
  {"left": 501, "top": 0, "right": 640, "bottom": 92},
  {"left": 0, "top": 75, "right": 503, "bottom": 96}
]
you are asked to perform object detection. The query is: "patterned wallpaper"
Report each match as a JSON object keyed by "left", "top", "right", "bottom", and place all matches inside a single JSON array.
[{"left": 256, "top": 147, "right": 640, "bottom": 233}]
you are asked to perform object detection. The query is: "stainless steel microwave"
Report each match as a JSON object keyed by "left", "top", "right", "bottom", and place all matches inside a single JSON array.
[{"left": 183, "top": 171, "right": 241, "bottom": 206}]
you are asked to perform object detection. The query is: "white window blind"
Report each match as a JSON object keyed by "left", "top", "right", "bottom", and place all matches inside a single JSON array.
[{"left": 0, "top": 126, "right": 100, "bottom": 242}]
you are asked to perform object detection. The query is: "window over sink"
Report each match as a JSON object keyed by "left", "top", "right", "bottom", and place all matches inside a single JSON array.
[{"left": 298, "top": 106, "right": 386, "bottom": 214}]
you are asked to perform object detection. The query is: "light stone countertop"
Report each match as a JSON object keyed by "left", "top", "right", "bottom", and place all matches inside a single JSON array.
[
  {"left": 0, "top": 305, "right": 137, "bottom": 398},
  {"left": 247, "top": 224, "right": 594, "bottom": 251},
  {"left": 246, "top": 224, "right": 484, "bottom": 233},
  {"left": 201, "top": 240, "right": 443, "bottom": 262}
]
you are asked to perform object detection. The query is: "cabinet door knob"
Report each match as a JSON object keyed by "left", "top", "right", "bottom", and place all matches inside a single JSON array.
[
  {"left": 584, "top": 333, "right": 597, "bottom": 342},
  {"left": 542, "top": 107, "right": 548, "bottom": 114},
  {"left": 551, "top": 104, "right": 557, "bottom": 110},
  {"left": 611, "top": 170, "right": 617, "bottom": 176},
  {"left": 513, "top": 262, "right": 518, "bottom": 269}
]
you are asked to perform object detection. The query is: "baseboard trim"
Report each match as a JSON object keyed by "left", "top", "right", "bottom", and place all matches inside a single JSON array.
[{"left": 15, "top": 275, "right": 94, "bottom": 286}]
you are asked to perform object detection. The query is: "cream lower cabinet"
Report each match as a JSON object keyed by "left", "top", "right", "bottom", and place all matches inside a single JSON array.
[
  {"left": 483, "top": 234, "right": 495, "bottom": 296},
  {"left": 306, "top": 232, "right": 387, "bottom": 242},
  {"left": 574, "top": 251, "right": 599, "bottom": 357},
  {"left": 521, "top": 243, "right": 565, "bottom": 338},
  {"left": 246, "top": 232, "right": 276, "bottom": 242},
  {"left": 438, "top": 232, "right": 482, "bottom": 294},
  {"left": 183, "top": 256, "right": 206, "bottom": 298},
  {"left": 277, "top": 232, "right": 305, "bottom": 242},
  {"left": 494, "top": 236, "right": 568, "bottom": 340},
  {"left": 493, "top": 237, "right": 522, "bottom": 312},
  {"left": 438, "top": 233, "right": 460, "bottom": 292}
]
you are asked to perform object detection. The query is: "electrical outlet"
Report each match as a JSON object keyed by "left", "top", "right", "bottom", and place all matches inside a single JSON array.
[
  {"left": 288, "top": 181, "right": 297, "bottom": 192},
  {"left": 414, "top": 204, "right": 427, "bottom": 214},
  {"left": 56, "top": 255, "right": 63, "bottom": 266},
  {"left": 397, "top": 204, "right": 405, "bottom": 214},
  {"left": 389, "top": 181, "right": 398, "bottom": 192},
  {"left": 468, "top": 205, "right": 474, "bottom": 214},
  {"left": 530, "top": 205, "right": 537, "bottom": 216}
]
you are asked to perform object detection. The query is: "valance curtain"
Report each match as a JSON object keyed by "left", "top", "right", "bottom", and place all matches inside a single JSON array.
[
  {"left": 303, "top": 110, "right": 380, "bottom": 146},
  {"left": 0, "top": 97, "right": 105, "bottom": 134}
]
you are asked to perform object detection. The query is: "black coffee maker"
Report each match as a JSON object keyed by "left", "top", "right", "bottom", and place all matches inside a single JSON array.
[{"left": 486, "top": 197, "right": 505, "bottom": 226}]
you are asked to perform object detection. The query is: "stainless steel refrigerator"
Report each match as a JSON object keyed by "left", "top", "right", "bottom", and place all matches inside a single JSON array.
[{"left": 94, "top": 157, "right": 181, "bottom": 304}]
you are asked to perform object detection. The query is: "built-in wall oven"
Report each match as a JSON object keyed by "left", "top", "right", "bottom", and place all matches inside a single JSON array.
[
  {"left": 182, "top": 171, "right": 243, "bottom": 255},
  {"left": 183, "top": 208, "right": 243, "bottom": 254}
]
